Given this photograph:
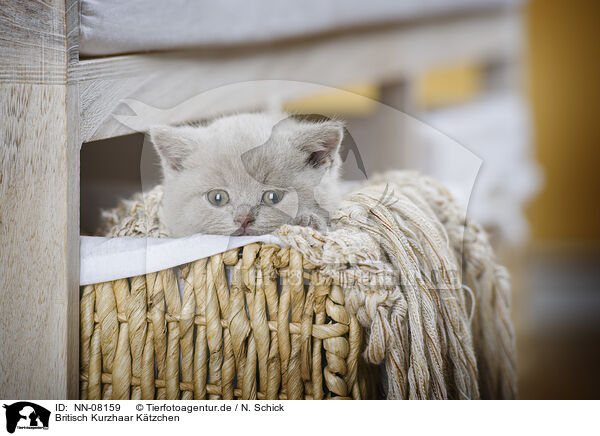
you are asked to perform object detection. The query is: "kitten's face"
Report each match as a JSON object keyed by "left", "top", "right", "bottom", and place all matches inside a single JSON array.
[{"left": 150, "top": 113, "right": 343, "bottom": 237}]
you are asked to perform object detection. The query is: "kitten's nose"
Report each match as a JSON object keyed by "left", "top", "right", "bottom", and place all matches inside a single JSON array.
[{"left": 235, "top": 214, "right": 255, "bottom": 229}]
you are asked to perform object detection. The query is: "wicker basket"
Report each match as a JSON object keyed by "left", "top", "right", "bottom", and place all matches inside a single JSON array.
[{"left": 79, "top": 243, "right": 369, "bottom": 400}]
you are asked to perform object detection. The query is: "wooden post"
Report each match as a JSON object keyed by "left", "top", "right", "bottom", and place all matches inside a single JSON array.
[{"left": 0, "top": 0, "right": 80, "bottom": 399}]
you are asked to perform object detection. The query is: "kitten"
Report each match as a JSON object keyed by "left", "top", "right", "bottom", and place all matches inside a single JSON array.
[{"left": 150, "top": 112, "right": 344, "bottom": 237}]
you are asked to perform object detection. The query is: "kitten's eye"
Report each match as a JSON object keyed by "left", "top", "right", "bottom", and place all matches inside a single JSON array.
[
  {"left": 262, "top": 190, "right": 285, "bottom": 206},
  {"left": 206, "top": 189, "right": 230, "bottom": 207}
]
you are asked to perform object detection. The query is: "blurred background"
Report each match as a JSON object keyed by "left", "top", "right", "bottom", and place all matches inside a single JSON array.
[
  {"left": 516, "top": 0, "right": 600, "bottom": 399},
  {"left": 81, "top": 0, "right": 600, "bottom": 398}
]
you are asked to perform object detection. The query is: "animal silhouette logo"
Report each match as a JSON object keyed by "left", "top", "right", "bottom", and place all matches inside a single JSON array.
[
  {"left": 239, "top": 113, "right": 367, "bottom": 229},
  {"left": 2, "top": 402, "right": 50, "bottom": 433}
]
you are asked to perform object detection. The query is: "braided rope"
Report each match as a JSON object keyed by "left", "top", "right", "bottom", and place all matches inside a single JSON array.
[{"left": 275, "top": 171, "right": 517, "bottom": 399}]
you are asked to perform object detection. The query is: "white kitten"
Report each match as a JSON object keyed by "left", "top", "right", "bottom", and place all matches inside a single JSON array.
[{"left": 149, "top": 112, "right": 343, "bottom": 237}]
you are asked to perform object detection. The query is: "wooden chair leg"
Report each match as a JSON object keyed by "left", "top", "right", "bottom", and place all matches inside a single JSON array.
[
  {"left": 0, "top": 1, "right": 80, "bottom": 399},
  {"left": 0, "top": 83, "right": 80, "bottom": 399}
]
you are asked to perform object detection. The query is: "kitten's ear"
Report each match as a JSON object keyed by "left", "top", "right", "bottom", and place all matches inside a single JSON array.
[
  {"left": 148, "top": 125, "right": 195, "bottom": 172},
  {"left": 295, "top": 121, "right": 344, "bottom": 168}
]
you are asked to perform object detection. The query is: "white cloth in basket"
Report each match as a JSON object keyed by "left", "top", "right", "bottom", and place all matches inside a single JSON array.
[{"left": 79, "top": 234, "right": 283, "bottom": 286}]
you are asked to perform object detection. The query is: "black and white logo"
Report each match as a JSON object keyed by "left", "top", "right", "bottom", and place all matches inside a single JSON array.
[{"left": 3, "top": 402, "right": 50, "bottom": 433}]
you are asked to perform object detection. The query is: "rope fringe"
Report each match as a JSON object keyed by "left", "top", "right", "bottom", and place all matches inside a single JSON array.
[{"left": 275, "top": 171, "right": 517, "bottom": 399}]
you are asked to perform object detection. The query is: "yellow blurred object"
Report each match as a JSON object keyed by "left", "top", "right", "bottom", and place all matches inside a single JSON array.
[
  {"left": 284, "top": 83, "right": 380, "bottom": 116},
  {"left": 283, "top": 64, "right": 482, "bottom": 114},
  {"left": 416, "top": 63, "right": 483, "bottom": 108},
  {"left": 527, "top": 0, "right": 600, "bottom": 241}
]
